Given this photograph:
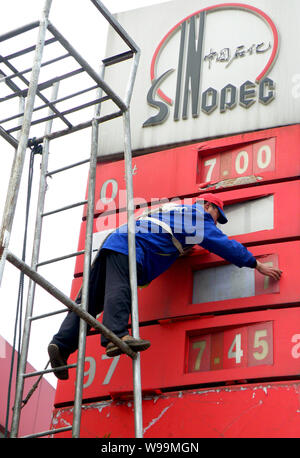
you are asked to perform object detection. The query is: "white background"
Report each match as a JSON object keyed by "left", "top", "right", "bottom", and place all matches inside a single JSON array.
[{"left": 0, "top": 0, "right": 166, "bottom": 389}]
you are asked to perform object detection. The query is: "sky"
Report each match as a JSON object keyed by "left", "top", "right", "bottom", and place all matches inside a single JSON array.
[{"left": 0, "top": 0, "right": 166, "bottom": 390}]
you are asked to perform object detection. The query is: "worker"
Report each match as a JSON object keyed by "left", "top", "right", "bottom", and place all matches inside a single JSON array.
[{"left": 48, "top": 193, "right": 282, "bottom": 380}]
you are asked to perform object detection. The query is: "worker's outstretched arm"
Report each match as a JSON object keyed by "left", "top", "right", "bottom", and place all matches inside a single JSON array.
[
  {"left": 201, "top": 214, "right": 283, "bottom": 282},
  {"left": 255, "top": 260, "right": 282, "bottom": 280}
]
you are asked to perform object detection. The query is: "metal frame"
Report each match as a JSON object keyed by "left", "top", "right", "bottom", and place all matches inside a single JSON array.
[{"left": 0, "top": 0, "right": 142, "bottom": 438}]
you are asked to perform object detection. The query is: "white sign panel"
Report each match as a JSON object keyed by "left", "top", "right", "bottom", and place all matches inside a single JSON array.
[
  {"left": 99, "top": 0, "right": 300, "bottom": 156},
  {"left": 222, "top": 195, "right": 274, "bottom": 237},
  {"left": 193, "top": 264, "right": 255, "bottom": 303}
]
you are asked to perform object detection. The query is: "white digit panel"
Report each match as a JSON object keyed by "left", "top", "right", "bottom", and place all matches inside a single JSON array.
[
  {"left": 192, "top": 252, "right": 278, "bottom": 305},
  {"left": 193, "top": 264, "right": 255, "bottom": 304},
  {"left": 221, "top": 195, "right": 274, "bottom": 237}
]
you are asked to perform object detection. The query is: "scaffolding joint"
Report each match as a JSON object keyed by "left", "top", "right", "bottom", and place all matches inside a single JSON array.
[{"left": 28, "top": 137, "right": 43, "bottom": 155}]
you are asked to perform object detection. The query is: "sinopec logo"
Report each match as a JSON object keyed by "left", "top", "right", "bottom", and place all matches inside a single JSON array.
[{"left": 143, "top": 3, "right": 279, "bottom": 127}]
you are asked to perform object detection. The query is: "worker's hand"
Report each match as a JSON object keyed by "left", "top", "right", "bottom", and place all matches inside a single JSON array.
[{"left": 255, "top": 260, "right": 282, "bottom": 280}]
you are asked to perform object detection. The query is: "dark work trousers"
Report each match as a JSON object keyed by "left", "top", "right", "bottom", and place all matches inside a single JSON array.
[{"left": 51, "top": 249, "right": 143, "bottom": 356}]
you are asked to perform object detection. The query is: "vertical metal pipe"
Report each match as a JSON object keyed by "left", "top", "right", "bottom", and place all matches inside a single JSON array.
[
  {"left": 72, "top": 66, "right": 105, "bottom": 437},
  {"left": 72, "top": 117, "right": 98, "bottom": 438},
  {"left": 0, "top": 0, "right": 52, "bottom": 287},
  {"left": 124, "top": 50, "right": 140, "bottom": 108},
  {"left": 90, "top": 0, "right": 139, "bottom": 53},
  {"left": 95, "top": 64, "right": 105, "bottom": 118},
  {"left": 3, "top": 95, "right": 25, "bottom": 438},
  {"left": 0, "top": 96, "right": 25, "bottom": 286},
  {"left": 16, "top": 97, "right": 26, "bottom": 151},
  {"left": 123, "top": 110, "right": 143, "bottom": 438},
  {"left": 10, "top": 81, "right": 58, "bottom": 438}
]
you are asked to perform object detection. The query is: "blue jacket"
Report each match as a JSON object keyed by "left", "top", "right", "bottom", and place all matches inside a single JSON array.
[{"left": 102, "top": 203, "right": 256, "bottom": 286}]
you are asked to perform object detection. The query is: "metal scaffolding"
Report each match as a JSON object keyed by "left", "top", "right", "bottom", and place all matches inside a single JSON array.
[{"left": 0, "top": 0, "right": 143, "bottom": 438}]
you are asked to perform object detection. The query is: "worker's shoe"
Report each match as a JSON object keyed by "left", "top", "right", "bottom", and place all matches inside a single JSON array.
[
  {"left": 106, "top": 335, "right": 151, "bottom": 358},
  {"left": 48, "top": 343, "right": 70, "bottom": 380}
]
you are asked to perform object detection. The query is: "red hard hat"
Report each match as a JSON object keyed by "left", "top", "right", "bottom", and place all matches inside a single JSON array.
[{"left": 198, "top": 193, "right": 228, "bottom": 224}]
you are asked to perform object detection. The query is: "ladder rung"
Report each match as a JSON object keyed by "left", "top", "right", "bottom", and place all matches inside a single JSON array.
[
  {"left": 42, "top": 200, "right": 88, "bottom": 217},
  {"left": 21, "top": 426, "right": 72, "bottom": 438},
  {"left": 0, "top": 21, "right": 39, "bottom": 43},
  {"left": 46, "top": 158, "right": 90, "bottom": 176},
  {"left": 30, "top": 308, "right": 68, "bottom": 321},
  {"left": 7, "top": 94, "right": 109, "bottom": 133},
  {"left": 3, "top": 37, "right": 57, "bottom": 62},
  {"left": 0, "top": 125, "right": 18, "bottom": 148},
  {"left": 22, "top": 363, "right": 77, "bottom": 378},
  {"left": 1, "top": 53, "right": 70, "bottom": 85},
  {"left": 37, "top": 250, "right": 85, "bottom": 267},
  {"left": 33, "top": 109, "right": 123, "bottom": 145},
  {"left": 103, "top": 49, "right": 134, "bottom": 67},
  {"left": 0, "top": 68, "right": 84, "bottom": 105}
]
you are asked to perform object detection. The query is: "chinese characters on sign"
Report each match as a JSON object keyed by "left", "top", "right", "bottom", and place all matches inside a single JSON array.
[{"left": 204, "top": 42, "right": 272, "bottom": 69}]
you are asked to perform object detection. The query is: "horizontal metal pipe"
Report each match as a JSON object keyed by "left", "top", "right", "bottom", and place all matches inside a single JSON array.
[
  {"left": 48, "top": 22, "right": 127, "bottom": 111},
  {"left": 29, "top": 308, "right": 68, "bottom": 321},
  {"left": 0, "top": 86, "right": 99, "bottom": 125},
  {"left": 102, "top": 50, "right": 134, "bottom": 67},
  {"left": 6, "top": 250, "right": 137, "bottom": 358},
  {"left": 2, "top": 37, "right": 57, "bottom": 61},
  {"left": 42, "top": 200, "right": 88, "bottom": 217},
  {"left": 1, "top": 53, "right": 70, "bottom": 84},
  {"left": 0, "top": 68, "right": 23, "bottom": 96},
  {"left": 0, "top": 125, "right": 18, "bottom": 148},
  {"left": 33, "top": 109, "right": 123, "bottom": 144},
  {"left": 1, "top": 54, "right": 73, "bottom": 129},
  {"left": 0, "top": 21, "right": 39, "bottom": 43},
  {"left": 36, "top": 250, "right": 85, "bottom": 267},
  {"left": 22, "top": 363, "right": 77, "bottom": 378},
  {"left": 8, "top": 95, "right": 109, "bottom": 133},
  {"left": 0, "top": 68, "right": 84, "bottom": 104},
  {"left": 21, "top": 426, "right": 72, "bottom": 439},
  {"left": 46, "top": 158, "right": 90, "bottom": 176},
  {"left": 90, "top": 0, "right": 140, "bottom": 53}
]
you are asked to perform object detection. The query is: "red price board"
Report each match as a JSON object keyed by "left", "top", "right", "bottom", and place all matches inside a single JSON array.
[
  {"left": 83, "top": 144, "right": 199, "bottom": 217},
  {"left": 196, "top": 124, "right": 300, "bottom": 190},
  {"left": 83, "top": 124, "right": 300, "bottom": 219},
  {"left": 137, "top": 241, "right": 300, "bottom": 322},
  {"left": 51, "top": 380, "right": 300, "bottom": 438},
  {"left": 198, "top": 138, "right": 276, "bottom": 184},
  {"left": 187, "top": 321, "right": 273, "bottom": 373},
  {"left": 74, "top": 179, "right": 300, "bottom": 276},
  {"left": 54, "top": 307, "right": 300, "bottom": 405}
]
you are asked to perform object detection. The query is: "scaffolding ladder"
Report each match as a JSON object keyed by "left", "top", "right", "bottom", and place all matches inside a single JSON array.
[{"left": 0, "top": 0, "right": 143, "bottom": 438}]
